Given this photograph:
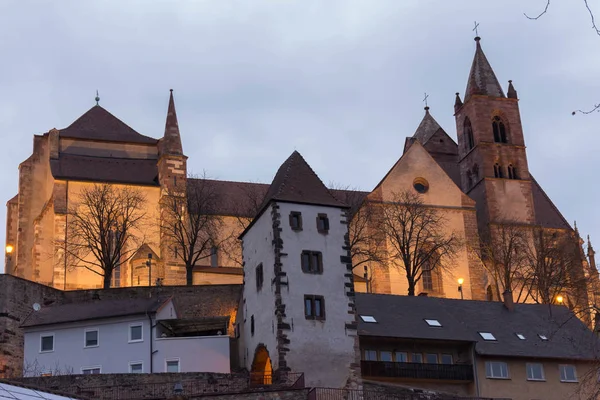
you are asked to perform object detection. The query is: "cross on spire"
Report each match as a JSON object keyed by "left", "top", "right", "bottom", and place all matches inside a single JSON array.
[
  {"left": 423, "top": 92, "right": 429, "bottom": 109},
  {"left": 473, "top": 21, "right": 480, "bottom": 37}
]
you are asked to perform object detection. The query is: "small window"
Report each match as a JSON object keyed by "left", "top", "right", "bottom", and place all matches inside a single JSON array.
[
  {"left": 395, "top": 352, "right": 408, "bottom": 362},
  {"left": 412, "top": 353, "right": 423, "bottom": 363},
  {"left": 425, "top": 319, "right": 442, "bottom": 327},
  {"left": 166, "top": 359, "right": 180, "bottom": 373},
  {"left": 526, "top": 363, "right": 545, "bottom": 381},
  {"left": 559, "top": 365, "right": 577, "bottom": 382},
  {"left": 129, "top": 324, "right": 143, "bottom": 342},
  {"left": 316, "top": 214, "right": 330, "bottom": 233},
  {"left": 426, "top": 353, "right": 439, "bottom": 364},
  {"left": 289, "top": 211, "right": 303, "bottom": 231},
  {"left": 82, "top": 367, "right": 101, "bottom": 375},
  {"left": 380, "top": 351, "right": 393, "bottom": 362},
  {"left": 422, "top": 268, "right": 433, "bottom": 291},
  {"left": 84, "top": 329, "right": 99, "bottom": 348},
  {"left": 538, "top": 334, "right": 548, "bottom": 341},
  {"left": 360, "top": 315, "right": 377, "bottom": 323},
  {"left": 40, "top": 334, "right": 54, "bottom": 353},
  {"left": 441, "top": 354, "right": 453, "bottom": 365},
  {"left": 129, "top": 362, "right": 143, "bottom": 373},
  {"left": 364, "top": 350, "right": 377, "bottom": 361},
  {"left": 507, "top": 164, "right": 518, "bottom": 180},
  {"left": 250, "top": 315, "right": 255, "bottom": 336},
  {"left": 256, "top": 263, "right": 263, "bottom": 292},
  {"left": 301, "top": 251, "right": 323, "bottom": 274},
  {"left": 464, "top": 118, "right": 474, "bottom": 150},
  {"left": 210, "top": 246, "right": 219, "bottom": 267},
  {"left": 493, "top": 163, "right": 504, "bottom": 178},
  {"left": 492, "top": 116, "right": 508, "bottom": 143},
  {"left": 516, "top": 333, "right": 526, "bottom": 340},
  {"left": 486, "top": 361, "right": 509, "bottom": 379},
  {"left": 413, "top": 178, "right": 429, "bottom": 194},
  {"left": 304, "top": 295, "right": 325, "bottom": 320},
  {"left": 479, "top": 332, "right": 497, "bottom": 341}
]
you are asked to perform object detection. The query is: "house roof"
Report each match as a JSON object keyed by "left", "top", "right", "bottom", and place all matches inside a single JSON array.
[
  {"left": 464, "top": 38, "right": 505, "bottom": 102},
  {"left": 50, "top": 154, "right": 159, "bottom": 186},
  {"left": 0, "top": 381, "right": 87, "bottom": 400},
  {"left": 59, "top": 105, "right": 157, "bottom": 144},
  {"left": 21, "top": 297, "right": 170, "bottom": 328},
  {"left": 356, "top": 293, "right": 600, "bottom": 361}
]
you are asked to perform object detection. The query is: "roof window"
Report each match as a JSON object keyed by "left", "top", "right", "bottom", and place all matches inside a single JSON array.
[
  {"left": 360, "top": 315, "right": 377, "bottom": 323},
  {"left": 424, "top": 319, "right": 442, "bottom": 327},
  {"left": 516, "top": 333, "right": 526, "bottom": 340},
  {"left": 538, "top": 334, "right": 548, "bottom": 341},
  {"left": 479, "top": 332, "right": 497, "bottom": 341}
]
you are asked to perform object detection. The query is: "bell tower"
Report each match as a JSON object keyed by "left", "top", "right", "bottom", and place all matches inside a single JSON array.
[{"left": 454, "top": 36, "right": 535, "bottom": 228}]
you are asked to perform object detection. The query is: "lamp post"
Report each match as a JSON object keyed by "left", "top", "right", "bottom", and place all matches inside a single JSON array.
[
  {"left": 556, "top": 295, "right": 564, "bottom": 305},
  {"left": 145, "top": 253, "right": 152, "bottom": 287},
  {"left": 457, "top": 278, "right": 464, "bottom": 300},
  {"left": 5, "top": 244, "right": 13, "bottom": 272}
]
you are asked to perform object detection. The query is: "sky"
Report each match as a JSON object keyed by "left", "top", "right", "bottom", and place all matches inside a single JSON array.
[{"left": 0, "top": 0, "right": 598, "bottom": 273}]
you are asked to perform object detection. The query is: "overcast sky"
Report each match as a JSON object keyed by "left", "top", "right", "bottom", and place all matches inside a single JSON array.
[{"left": 1, "top": 1, "right": 598, "bottom": 274}]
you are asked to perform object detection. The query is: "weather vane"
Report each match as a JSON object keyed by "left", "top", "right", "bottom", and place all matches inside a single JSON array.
[
  {"left": 473, "top": 21, "right": 480, "bottom": 37},
  {"left": 423, "top": 92, "right": 429, "bottom": 108},
  {"left": 95, "top": 90, "right": 100, "bottom": 106}
]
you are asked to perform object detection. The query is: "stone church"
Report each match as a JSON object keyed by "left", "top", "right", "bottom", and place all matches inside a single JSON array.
[{"left": 5, "top": 37, "right": 597, "bottom": 302}]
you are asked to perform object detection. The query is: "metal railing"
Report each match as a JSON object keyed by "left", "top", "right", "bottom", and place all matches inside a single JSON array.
[
  {"left": 361, "top": 361, "right": 474, "bottom": 381},
  {"left": 309, "top": 388, "right": 510, "bottom": 400}
]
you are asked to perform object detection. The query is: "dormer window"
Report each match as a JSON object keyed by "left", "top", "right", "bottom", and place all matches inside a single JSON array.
[
  {"left": 290, "top": 212, "right": 303, "bottom": 231},
  {"left": 492, "top": 116, "right": 508, "bottom": 143},
  {"left": 316, "top": 214, "right": 329, "bottom": 233}
]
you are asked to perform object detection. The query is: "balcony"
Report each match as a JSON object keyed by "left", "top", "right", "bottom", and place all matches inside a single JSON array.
[{"left": 361, "top": 360, "right": 474, "bottom": 381}]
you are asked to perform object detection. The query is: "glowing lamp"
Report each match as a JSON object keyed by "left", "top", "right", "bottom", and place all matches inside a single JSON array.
[
  {"left": 556, "top": 295, "right": 564, "bottom": 304},
  {"left": 457, "top": 278, "right": 464, "bottom": 285},
  {"left": 5, "top": 245, "right": 13, "bottom": 254}
]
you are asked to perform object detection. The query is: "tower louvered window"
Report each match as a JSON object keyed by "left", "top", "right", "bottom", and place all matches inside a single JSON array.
[
  {"left": 507, "top": 164, "right": 518, "bottom": 179},
  {"left": 492, "top": 116, "right": 508, "bottom": 143},
  {"left": 464, "top": 118, "right": 474, "bottom": 150},
  {"left": 494, "top": 163, "right": 504, "bottom": 178}
]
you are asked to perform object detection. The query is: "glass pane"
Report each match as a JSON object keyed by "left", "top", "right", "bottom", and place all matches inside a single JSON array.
[
  {"left": 314, "top": 299, "right": 322, "bottom": 317},
  {"left": 130, "top": 325, "right": 142, "bottom": 341},
  {"left": 395, "top": 352, "right": 407, "bottom": 362},
  {"left": 364, "top": 350, "right": 377, "bottom": 361},
  {"left": 41, "top": 336, "right": 53, "bottom": 352},
  {"left": 301, "top": 253, "right": 310, "bottom": 270},
  {"left": 412, "top": 353, "right": 423, "bottom": 363},
  {"left": 166, "top": 361, "right": 179, "bottom": 373},
  {"left": 426, "top": 354, "right": 438, "bottom": 364},
  {"left": 311, "top": 254, "right": 319, "bottom": 271},
  {"left": 561, "top": 365, "right": 576, "bottom": 381},
  {"left": 131, "top": 364, "right": 143, "bottom": 373},
  {"left": 304, "top": 299, "right": 312, "bottom": 316},
  {"left": 528, "top": 364, "right": 543, "bottom": 380},
  {"left": 380, "top": 351, "right": 392, "bottom": 362},
  {"left": 441, "top": 354, "right": 453, "bottom": 365},
  {"left": 86, "top": 331, "right": 98, "bottom": 346}
]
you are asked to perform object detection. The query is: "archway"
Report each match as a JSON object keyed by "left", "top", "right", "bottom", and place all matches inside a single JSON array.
[{"left": 250, "top": 344, "right": 272, "bottom": 385}]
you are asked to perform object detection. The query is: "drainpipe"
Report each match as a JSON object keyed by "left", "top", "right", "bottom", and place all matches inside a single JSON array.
[
  {"left": 471, "top": 343, "right": 480, "bottom": 397},
  {"left": 148, "top": 313, "right": 156, "bottom": 373}
]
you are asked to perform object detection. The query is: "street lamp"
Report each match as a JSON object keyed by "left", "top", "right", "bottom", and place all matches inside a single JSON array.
[
  {"left": 145, "top": 253, "right": 152, "bottom": 287},
  {"left": 556, "top": 295, "right": 564, "bottom": 305},
  {"left": 5, "top": 244, "right": 13, "bottom": 271},
  {"left": 457, "top": 278, "right": 464, "bottom": 300}
]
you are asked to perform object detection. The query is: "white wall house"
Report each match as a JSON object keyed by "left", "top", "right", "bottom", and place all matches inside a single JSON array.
[
  {"left": 22, "top": 297, "right": 230, "bottom": 376},
  {"left": 238, "top": 151, "right": 361, "bottom": 389}
]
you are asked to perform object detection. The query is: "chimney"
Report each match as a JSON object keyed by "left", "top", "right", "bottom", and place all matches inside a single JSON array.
[{"left": 502, "top": 290, "right": 514, "bottom": 311}]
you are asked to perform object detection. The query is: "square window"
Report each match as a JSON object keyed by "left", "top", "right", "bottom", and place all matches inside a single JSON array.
[
  {"left": 256, "top": 263, "right": 263, "bottom": 292},
  {"left": 425, "top": 319, "right": 441, "bottom": 327},
  {"left": 316, "top": 214, "right": 330, "bottom": 233},
  {"left": 301, "top": 251, "right": 323, "bottom": 274},
  {"left": 290, "top": 212, "right": 303, "bottom": 231},
  {"left": 526, "top": 363, "right": 545, "bottom": 381},
  {"left": 360, "top": 315, "right": 377, "bottom": 323},
  {"left": 380, "top": 351, "right": 392, "bottom": 362},
  {"left": 40, "top": 334, "right": 54, "bottom": 353},
  {"left": 395, "top": 352, "right": 408, "bottom": 362},
  {"left": 129, "top": 362, "right": 143, "bottom": 373},
  {"left": 441, "top": 354, "right": 453, "bottom": 365},
  {"left": 426, "top": 353, "right": 438, "bottom": 364},
  {"left": 304, "top": 295, "right": 325, "bottom": 320},
  {"left": 485, "top": 361, "right": 509, "bottom": 379},
  {"left": 516, "top": 333, "right": 526, "bottom": 340},
  {"left": 166, "top": 359, "right": 180, "bottom": 373},
  {"left": 559, "top": 365, "right": 577, "bottom": 382},
  {"left": 129, "top": 324, "right": 143, "bottom": 342},
  {"left": 364, "top": 350, "right": 377, "bottom": 361},
  {"left": 82, "top": 367, "right": 101, "bottom": 375},
  {"left": 479, "top": 332, "right": 496, "bottom": 341},
  {"left": 84, "top": 329, "right": 99, "bottom": 348},
  {"left": 412, "top": 353, "right": 423, "bottom": 363}
]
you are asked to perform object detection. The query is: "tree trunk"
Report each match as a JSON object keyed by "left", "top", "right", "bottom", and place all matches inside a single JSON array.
[
  {"left": 407, "top": 278, "right": 416, "bottom": 296},
  {"left": 103, "top": 271, "right": 112, "bottom": 289},
  {"left": 186, "top": 265, "right": 193, "bottom": 286}
]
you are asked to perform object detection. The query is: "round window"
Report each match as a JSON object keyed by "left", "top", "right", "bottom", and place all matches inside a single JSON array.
[{"left": 413, "top": 178, "right": 429, "bottom": 194}]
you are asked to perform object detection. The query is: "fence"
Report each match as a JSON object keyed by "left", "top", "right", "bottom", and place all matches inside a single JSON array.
[{"left": 308, "top": 388, "right": 511, "bottom": 400}]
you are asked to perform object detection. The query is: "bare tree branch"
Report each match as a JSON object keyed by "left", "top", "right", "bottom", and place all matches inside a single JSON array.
[
  {"left": 524, "top": 0, "right": 550, "bottom": 20},
  {"left": 573, "top": 103, "right": 600, "bottom": 115}
]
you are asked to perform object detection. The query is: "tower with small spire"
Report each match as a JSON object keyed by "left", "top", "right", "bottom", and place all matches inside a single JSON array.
[
  {"left": 454, "top": 36, "right": 535, "bottom": 229},
  {"left": 158, "top": 90, "right": 188, "bottom": 284}
]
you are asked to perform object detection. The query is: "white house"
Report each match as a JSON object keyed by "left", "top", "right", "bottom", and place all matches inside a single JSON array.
[{"left": 21, "top": 296, "right": 230, "bottom": 376}]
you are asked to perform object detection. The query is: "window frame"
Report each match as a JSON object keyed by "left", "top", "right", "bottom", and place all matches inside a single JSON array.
[
  {"left": 81, "top": 366, "right": 101, "bottom": 375},
  {"left": 424, "top": 319, "right": 442, "bottom": 327},
  {"left": 316, "top": 213, "right": 330, "bottom": 233},
  {"left": 40, "top": 333, "right": 55, "bottom": 353},
  {"left": 84, "top": 328, "right": 99, "bottom": 348},
  {"left": 411, "top": 353, "right": 423, "bottom": 363},
  {"left": 559, "top": 364, "right": 578, "bottom": 383},
  {"left": 364, "top": 349, "right": 377, "bottom": 361},
  {"left": 526, "top": 363, "right": 545, "bottom": 381},
  {"left": 301, "top": 250, "right": 323, "bottom": 274},
  {"left": 289, "top": 211, "right": 303, "bottom": 231},
  {"left": 360, "top": 315, "right": 377, "bottom": 323},
  {"left": 129, "top": 361, "right": 144, "bottom": 374},
  {"left": 380, "top": 351, "right": 393, "bottom": 362},
  {"left": 479, "top": 332, "right": 497, "bottom": 341},
  {"left": 165, "top": 358, "right": 180, "bottom": 373},
  {"left": 128, "top": 323, "right": 144, "bottom": 343},
  {"left": 485, "top": 361, "right": 509, "bottom": 379},
  {"left": 304, "top": 295, "right": 326, "bottom": 320},
  {"left": 255, "top": 263, "right": 263, "bottom": 292},
  {"left": 426, "top": 353, "right": 439, "bottom": 364},
  {"left": 395, "top": 352, "right": 408, "bottom": 363},
  {"left": 441, "top": 354, "right": 453, "bottom": 365}
]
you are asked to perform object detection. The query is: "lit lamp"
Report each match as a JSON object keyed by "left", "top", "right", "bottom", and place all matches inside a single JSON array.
[
  {"left": 5, "top": 244, "right": 13, "bottom": 270},
  {"left": 457, "top": 278, "right": 464, "bottom": 300},
  {"left": 556, "top": 295, "right": 564, "bottom": 305}
]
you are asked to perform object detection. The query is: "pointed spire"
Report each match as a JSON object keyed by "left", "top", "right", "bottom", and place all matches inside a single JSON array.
[
  {"left": 162, "top": 89, "right": 184, "bottom": 156},
  {"left": 464, "top": 37, "right": 506, "bottom": 102},
  {"left": 412, "top": 106, "right": 443, "bottom": 145},
  {"left": 588, "top": 235, "right": 595, "bottom": 256},
  {"left": 507, "top": 80, "right": 518, "bottom": 99},
  {"left": 454, "top": 92, "right": 463, "bottom": 113},
  {"left": 574, "top": 221, "right": 579, "bottom": 236}
]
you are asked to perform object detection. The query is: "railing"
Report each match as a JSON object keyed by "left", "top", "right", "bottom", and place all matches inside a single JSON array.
[
  {"left": 361, "top": 361, "right": 474, "bottom": 381},
  {"left": 309, "top": 388, "right": 510, "bottom": 400}
]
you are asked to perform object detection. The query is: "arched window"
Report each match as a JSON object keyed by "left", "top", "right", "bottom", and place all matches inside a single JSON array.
[
  {"left": 492, "top": 116, "right": 508, "bottom": 143},
  {"left": 472, "top": 164, "right": 479, "bottom": 181},
  {"left": 486, "top": 285, "right": 494, "bottom": 301},
  {"left": 493, "top": 163, "right": 504, "bottom": 178},
  {"left": 420, "top": 257, "right": 444, "bottom": 294},
  {"left": 464, "top": 118, "right": 474, "bottom": 150},
  {"left": 507, "top": 164, "right": 518, "bottom": 179},
  {"left": 467, "top": 171, "right": 473, "bottom": 188}
]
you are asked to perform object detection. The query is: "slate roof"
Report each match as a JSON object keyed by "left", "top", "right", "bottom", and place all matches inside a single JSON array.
[
  {"left": 531, "top": 176, "right": 572, "bottom": 230},
  {"left": 356, "top": 293, "right": 600, "bottom": 361},
  {"left": 59, "top": 106, "right": 157, "bottom": 144},
  {"left": 21, "top": 297, "right": 170, "bottom": 328},
  {"left": 464, "top": 38, "right": 505, "bottom": 102},
  {"left": 50, "top": 154, "right": 159, "bottom": 186},
  {"left": 412, "top": 108, "right": 444, "bottom": 146},
  {"left": 192, "top": 179, "right": 270, "bottom": 217}
]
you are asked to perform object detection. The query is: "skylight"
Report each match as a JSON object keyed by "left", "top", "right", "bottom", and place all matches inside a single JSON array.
[
  {"left": 360, "top": 315, "right": 377, "bottom": 323},
  {"left": 538, "top": 334, "right": 548, "bottom": 341},
  {"left": 425, "top": 319, "right": 442, "bottom": 327},
  {"left": 516, "top": 333, "right": 526, "bottom": 340},
  {"left": 479, "top": 332, "right": 497, "bottom": 341}
]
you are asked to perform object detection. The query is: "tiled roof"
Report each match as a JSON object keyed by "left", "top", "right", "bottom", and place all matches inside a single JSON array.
[
  {"left": 59, "top": 105, "right": 157, "bottom": 144},
  {"left": 531, "top": 176, "right": 572, "bottom": 230},
  {"left": 50, "top": 154, "right": 159, "bottom": 186},
  {"left": 21, "top": 297, "right": 169, "bottom": 328},
  {"left": 412, "top": 108, "right": 444, "bottom": 146},
  {"left": 464, "top": 38, "right": 505, "bottom": 102},
  {"left": 162, "top": 90, "right": 184, "bottom": 156},
  {"left": 356, "top": 293, "right": 599, "bottom": 360},
  {"left": 196, "top": 179, "right": 270, "bottom": 218}
]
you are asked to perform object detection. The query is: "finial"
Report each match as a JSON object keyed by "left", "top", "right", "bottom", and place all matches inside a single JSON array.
[
  {"left": 170, "top": 88, "right": 173, "bottom": 93},
  {"left": 507, "top": 80, "right": 518, "bottom": 99},
  {"left": 423, "top": 92, "right": 429, "bottom": 110},
  {"left": 95, "top": 90, "right": 100, "bottom": 106},
  {"left": 454, "top": 92, "right": 463, "bottom": 112},
  {"left": 473, "top": 21, "right": 480, "bottom": 41}
]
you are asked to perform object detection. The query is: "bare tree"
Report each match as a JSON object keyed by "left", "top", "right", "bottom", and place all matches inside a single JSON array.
[
  {"left": 379, "top": 190, "right": 459, "bottom": 296},
  {"left": 161, "top": 174, "right": 223, "bottom": 285},
  {"left": 62, "top": 184, "right": 147, "bottom": 289}
]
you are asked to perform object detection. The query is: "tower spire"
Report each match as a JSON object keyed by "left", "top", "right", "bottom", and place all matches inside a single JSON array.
[
  {"left": 464, "top": 37, "right": 505, "bottom": 102},
  {"left": 162, "top": 89, "right": 184, "bottom": 156}
]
